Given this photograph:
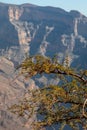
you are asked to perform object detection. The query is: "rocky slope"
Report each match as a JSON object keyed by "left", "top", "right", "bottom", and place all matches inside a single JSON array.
[{"left": 0, "top": 2, "right": 87, "bottom": 130}]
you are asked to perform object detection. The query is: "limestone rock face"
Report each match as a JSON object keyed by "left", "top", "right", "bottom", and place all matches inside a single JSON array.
[
  {"left": 8, "top": 6, "right": 23, "bottom": 21},
  {"left": 0, "top": 56, "right": 36, "bottom": 130}
]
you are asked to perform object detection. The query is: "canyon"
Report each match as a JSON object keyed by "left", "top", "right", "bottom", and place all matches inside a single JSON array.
[{"left": 0, "top": 2, "right": 87, "bottom": 130}]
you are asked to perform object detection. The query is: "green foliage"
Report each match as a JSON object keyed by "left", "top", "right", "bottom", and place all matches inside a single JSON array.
[{"left": 9, "top": 55, "right": 87, "bottom": 130}]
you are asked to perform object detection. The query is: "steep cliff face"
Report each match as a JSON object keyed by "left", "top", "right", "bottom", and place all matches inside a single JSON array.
[
  {"left": 0, "top": 3, "right": 87, "bottom": 130},
  {"left": 8, "top": 6, "right": 30, "bottom": 54},
  {"left": 0, "top": 56, "right": 37, "bottom": 130},
  {"left": 8, "top": 6, "right": 23, "bottom": 21},
  {"left": 0, "top": 4, "right": 87, "bottom": 67},
  {"left": 61, "top": 12, "right": 87, "bottom": 66}
]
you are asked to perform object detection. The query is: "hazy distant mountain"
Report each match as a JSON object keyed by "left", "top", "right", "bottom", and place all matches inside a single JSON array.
[
  {"left": 0, "top": 3, "right": 87, "bottom": 67},
  {"left": 0, "top": 3, "right": 87, "bottom": 130}
]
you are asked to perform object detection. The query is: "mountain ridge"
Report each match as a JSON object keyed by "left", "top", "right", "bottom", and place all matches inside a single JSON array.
[{"left": 0, "top": 2, "right": 86, "bottom": 17}]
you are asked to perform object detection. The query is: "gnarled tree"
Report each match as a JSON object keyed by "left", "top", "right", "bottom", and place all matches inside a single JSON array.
[{"left": 9, "top": 55, "right": 87, "bottom": 130}]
